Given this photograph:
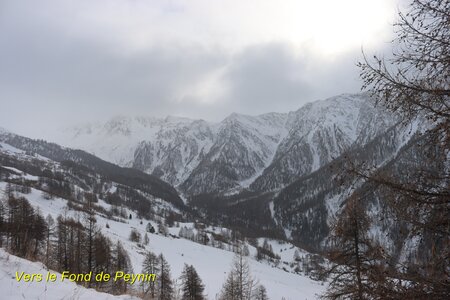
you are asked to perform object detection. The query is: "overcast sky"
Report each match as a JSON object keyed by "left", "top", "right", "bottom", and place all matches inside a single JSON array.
[{"left": 0, "top": 0, "right": 401, "bottom": 138}]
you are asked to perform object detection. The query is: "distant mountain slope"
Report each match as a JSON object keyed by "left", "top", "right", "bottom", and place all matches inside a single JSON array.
[
  {"left": 0, "top": 130, "right": 184, "bottom": 208},
  {"left": 59, "top": 93, "right": 397, "bottom": 196},
  {"left": 272, "top": 121, "right": 420, "bottom": 250},
  {"left": 250, "top": 93, "right": 397, "bottom": 192}
]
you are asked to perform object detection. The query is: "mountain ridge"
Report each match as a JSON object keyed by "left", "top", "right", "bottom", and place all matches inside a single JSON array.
[{"left": 55, "top": 93, "right": 398, "bottom": 196}]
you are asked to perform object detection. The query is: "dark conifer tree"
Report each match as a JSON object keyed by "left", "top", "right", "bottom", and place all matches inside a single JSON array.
[
  {"left": 142, "top": 251, "right": 160, "bottom": 298},
  {"left": 180, "top": 264, "right": 206, "bottom": 300},
  {"left": 30, "top": 208, "right": 46, "bottom": 257},
  {"left": 84, "top": 211, "right": 98, "bottom": 280},
  {"left": 56, "top": 214, "right": 69, "bottom": 270},
  {"left": 93, "top": 232, "right": 113, "bottom": 289},
  {"left": 157, "top": 253, "right": 174, "bottom": 300}
]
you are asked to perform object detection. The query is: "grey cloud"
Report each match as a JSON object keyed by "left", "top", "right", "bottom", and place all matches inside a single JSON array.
[
  {"left": 223, "top": 44, "right": 313, "bottom": 114},
  {"left": 0, "top": 5, "right": 226, "bottom": 135},
  {"left": 0, "top": 1, "right": 372, "bottom": 139},
  {"left": 226, "top": 44, "right": 311, "bottom": 113},
  {"left": 216, "top": 43, "right": 364, "bottom": 116}
]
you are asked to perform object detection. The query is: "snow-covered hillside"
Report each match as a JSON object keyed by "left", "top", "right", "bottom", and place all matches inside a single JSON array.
[
  {"left": 0, "top": 182, "right": 325, "bottom": 299},
  {"left": 0, "top": 142, "right": 326, "bottom": 299}
]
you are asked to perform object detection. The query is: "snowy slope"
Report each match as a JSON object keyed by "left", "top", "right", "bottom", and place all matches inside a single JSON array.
[
  {"left": 0, "top": 152, "right": 326, "bottom": 300},
  {"left": 0, "top": 249, "right": 139, "bottom": 300},
  {"left": 19, "top": 186, "right": 324, "bottom": 299},
  {"left": 60, "top": 116, "right": 213, "bottom": 183}
]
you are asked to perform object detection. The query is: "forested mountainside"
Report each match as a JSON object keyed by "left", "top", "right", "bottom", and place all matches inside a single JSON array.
[{"left": 189, "top": 117, "right": 438, "bottom": 258}]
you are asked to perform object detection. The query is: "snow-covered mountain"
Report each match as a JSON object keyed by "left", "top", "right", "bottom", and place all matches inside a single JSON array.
[
  {"left": 58, "top": 93, "right": 398, "bottom": 196},
  {"left": 58, "top": 112, "right": 289, "bottom": 195},
  {"left": 180, "top": 112, "right": 287, "bottom": 195},
  {"left": 0, "top": 94, "right": 443, "bottom": 299}
]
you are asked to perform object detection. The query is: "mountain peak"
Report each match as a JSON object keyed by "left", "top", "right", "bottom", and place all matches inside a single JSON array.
[
  {"left": 223, "top": 112, "right": 252, "bottom": 122},
  {"left": 164, "top": 115, "right": 196, "bottom": 124}
]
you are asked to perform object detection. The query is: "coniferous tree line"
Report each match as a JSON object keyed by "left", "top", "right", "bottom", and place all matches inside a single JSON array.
[
  {"left": 0, "top": 151, "right": 188, "bottom": 230},
  {"left": 189, "top": 192, "right": 283, "bottom": 240},
  {"left": 0, "top": 189, "right": 133, "bottom": 295},
  {"left": 0, "top": 169, "right": 230, "bottom": 299},
  {"left": 255, "top": 239, "right": 280, "bottom": 262},
  {"left": 178, "top": 224, "right": 266, "bottom": 262},
  {"left": 0, "top": 150, "right": 185, "bottom": 223},
  {"left": 0, "top": 189, "right": 46, "bottom": 257}
]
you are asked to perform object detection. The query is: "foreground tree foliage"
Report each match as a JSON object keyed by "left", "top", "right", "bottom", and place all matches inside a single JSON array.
[
  {"left": 359, "top": 0, "right": 449, "bottom": 123},
  {"left": 323, "top": 195, "right": 386, "bottom": 300},
  {"left": 323, "top": 0, "right": 450, "bottom": 299}
]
